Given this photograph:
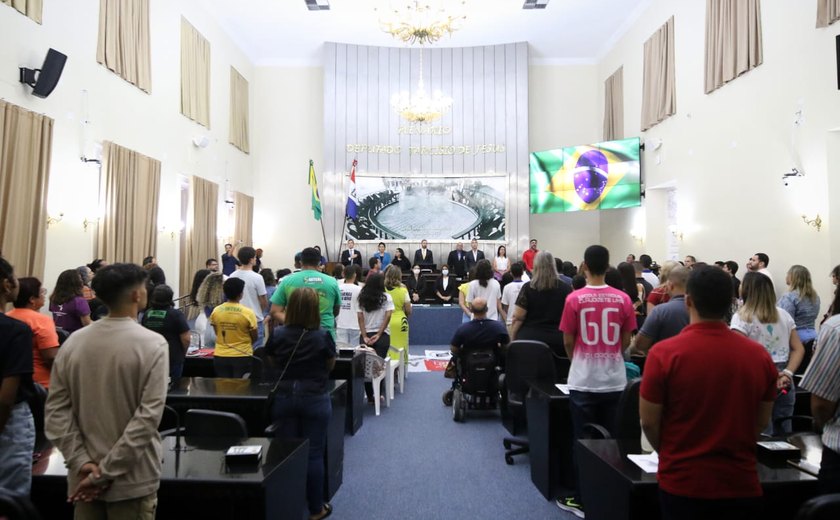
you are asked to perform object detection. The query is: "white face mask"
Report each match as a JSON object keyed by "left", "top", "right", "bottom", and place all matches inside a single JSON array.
[
  {"left": 413, "top": 269, "right": 420, "bottom": 275},
  {"left": 442, "top": 270, "right": 449, "bottom": 276}
]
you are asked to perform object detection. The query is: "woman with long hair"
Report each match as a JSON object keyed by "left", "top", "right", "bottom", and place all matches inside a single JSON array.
[
  {"left": 186, "top": 269, "right": 211, "bottom": 322},
  {"left": 732, "top": 272, "right": 804, "bottom": 435},
  {"left": 778, "top": 265, "right": 820, "bottom": 344},
  {"left": 77, "top": 265, "right": 94, "bottom": 300},
  {"left": 466, "top": 259, "right": 503, "bottom": 321},
  {"left": 646, "top": 260, "right": 679, "bottom": 314},
  {"left": 265, "top": 287, "right": 336, "bottom": 520},
  {"left": 357, "top": 273, "right": 394, "bottom": 401},
  {"left": 435, "top": 264, "right": 457, "bottom": 303},
  {"left": 618, "top": 261, "right": 645, "bottom": 328},
  {"left": 196, "top": 271, "right": 225, "bottom": 346},
  {"left": 492, "top": 245, "right": 510, "bottom": 281},
  {"left": 384, "top": 265, "right": 412, "bottom": 363},
  {"left": 510, "top": 252, "right": 572, "bottom": 356},
  {"left": 49, "top": 269, "right": 91, "bottom": 333},
  {"left": 391, "top": 247, "right": 412, "bottom": 272}
]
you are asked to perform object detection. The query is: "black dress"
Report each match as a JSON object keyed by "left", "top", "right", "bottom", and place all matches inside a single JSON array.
[{"left": 515, "top": 281, "right": 573, "bottom": 356}]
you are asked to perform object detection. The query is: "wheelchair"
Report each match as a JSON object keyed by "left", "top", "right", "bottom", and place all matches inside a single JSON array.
[{"left": 442, "top": 346, "right": 500, "bottom": 422}]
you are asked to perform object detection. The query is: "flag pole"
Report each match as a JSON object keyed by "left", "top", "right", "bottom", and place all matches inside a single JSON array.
[{"left": 309, "top": 159, "right": 330, "bottom": 263}]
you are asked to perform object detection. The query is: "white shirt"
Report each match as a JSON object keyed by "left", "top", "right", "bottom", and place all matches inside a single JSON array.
[
  {"left": 466, "top": 279, "right": 502, "bottom": 321},
  {"left": 228, "top": 268, "right": 267, "bottom": 318},
  {"left": 641, "top": 271, "right": 659, "bottom": 287},
  {"left": 336, "top": 283, "right": 361, "bottom": 330},
  {"left": 358, "top": 293, "right": 395, "bottom": 334},
  {"left": 501, "top": 280, "right": 525, "bottom": 325},
  {"left": 495, "top": 257, "right": 509, "bottom": 271},
  {"left": 731, "top": 307, "right": 795, "bottom": 364}
]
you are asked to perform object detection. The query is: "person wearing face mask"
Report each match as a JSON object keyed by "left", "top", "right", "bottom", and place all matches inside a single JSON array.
[
  {"left": 405, "top": 265, "right": 424, "bottom": 303},
  {"left": 435, "top": 265, "right": 457, "bottom": 303}
]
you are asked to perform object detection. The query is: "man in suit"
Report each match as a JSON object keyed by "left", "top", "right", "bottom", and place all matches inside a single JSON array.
[
  {"left": 340, "top": 239, "right": 363, "bottom": 267},
  {"left": 414, "top": 239, "right": 434, "bottom": 269},
  {"left": 465, "top": 239, "right": 485, "bottom": 271},
  {"left": 447, "top": 242, "right": 468, "bottom": 278}
]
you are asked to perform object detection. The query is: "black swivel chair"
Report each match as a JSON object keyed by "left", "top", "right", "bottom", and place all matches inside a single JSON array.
[
  {"left": 500, "top": 340, "right": 555, "bottom": 464},
  {"left": 0, "top": 489, "right": 42, "bottom": 520},
  {"left": 183, "top": 409, "right": 248, "bottom": 448},
  {"left": 796, "top": 339, "right": 816, "bottom": 376},
  {"left": 580, "top": 378, "right": 641, "bottom": 440},
  {"left": 795, "top": 494, "right": 840, "bottom": 520}
]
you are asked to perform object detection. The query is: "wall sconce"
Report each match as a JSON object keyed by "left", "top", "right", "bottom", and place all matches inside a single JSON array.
[
  {"left": 630, "top": 229, "right": 644, "bottom": 243},
  {"left": 159, "top": 222, "right": 185, "bottom": 240},
  {"left": 83, "top": 217, "right": 100, "bottom": 232},
  {"left": 46, "top": 212, "right": 64, "bottom": 227},
  {"left": 802, "top": 214, "right": 822, "bottom": 232},
  {"left": 668, "top": 224, "right": 684, "bottom": 241}
]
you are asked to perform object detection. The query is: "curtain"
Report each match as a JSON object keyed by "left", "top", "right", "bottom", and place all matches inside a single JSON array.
[
  {"left": 0, "top": 100, "right": 52, "bottom": 280},
  {"left": 180, "top": 176, "right": 218, "bottom": 296},
  {"left": 96, "top": 0, "right": 151, "bottom": 93},
  {"left": 1, "top": 0, "right": 42, "bottom": 23},
  {"left": 817, "top": 0, "right": 840, "bottom": 27},
  {"left": 181, "top": 17, "right": 210, "bottom": 127},
  {"left": 229, "top": 67, "right": 250, "bottom": 153},
  {"left": 233, "top": 191, "right": 254, "bottom": 248},
  {"left": 97, "top": 141, "right": 160, "bottom": 264},
  {"left": 704, "top": 0, "right": 763, "bottom": 94},
  {"left": 641, "top": 17, "right": 677, "bottom": 132},
  {"left": 603, "top": 67, "right": 624, "bottom": 141}
]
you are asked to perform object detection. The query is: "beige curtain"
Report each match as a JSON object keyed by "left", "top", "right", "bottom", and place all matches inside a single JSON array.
[
  {"left": 96, "top": 0, "right": 151, "bottom": 93},
  {"left": 0, "top": 100, "right": 52, "bottom": 280},
  {"left": 817, "top": 0, "right": 840, "bottom": 27},
  {"left": 181, "top": 17, "right": 210, "bottom": 127},
  {"left": 229, "top": 67, "right": 250, "bottom": 153},
  {"left": 233, "top": 192, "right": 254, "bottom": 248},
  {"left": 641, "top": 17, "right": 677, "bottom": 132},
  {"left": 180, "top": 176, "right": 218, "bottom": 296},
  {"left": 603, "top": 67, "right": 624, "bottom": 141},
  {"left": 1, "top": 0, "right": 42, "bottom": 23},
  {"left": 704, "top": 0, "right": 763, "bottom": 94},
  {"left": 97, "top": 141, "right": 160, "bottom": 264}
]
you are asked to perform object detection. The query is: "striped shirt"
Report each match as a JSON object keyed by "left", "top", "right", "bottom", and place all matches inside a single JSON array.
[{"left": 800, "top": 315, "right": 840, "bottom": 452}]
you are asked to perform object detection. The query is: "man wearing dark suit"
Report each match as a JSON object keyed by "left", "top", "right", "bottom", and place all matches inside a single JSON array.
[
  {"left": 465, "top": 239, "right": 485, "bottom": 271},
  {"left": 413, "top": 239, "right": 434, "bottom": 269},
  {"left": 447, "top": 242, "right": 468, "bottom": 278},
  {"left": 340, "top": 239, "right": 363, "bottom": 267}
]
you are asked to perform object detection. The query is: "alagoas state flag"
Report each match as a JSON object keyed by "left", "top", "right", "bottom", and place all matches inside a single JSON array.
[{"left": 529, "top": 137, "right": 642, "bottom": 213}]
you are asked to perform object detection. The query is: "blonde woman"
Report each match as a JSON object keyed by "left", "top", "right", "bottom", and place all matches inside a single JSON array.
[
  {"left": 646, "top": 260, "right": 678, "bottom": 315},
  {"left": 778, "top": 265, "right": 820, "bottom": 345},
  {"left": 731, "top": 272, "right": 804, "bottom": 435},
  {"left": 384, "top": 265, "right": 412, "bottom": 362}
]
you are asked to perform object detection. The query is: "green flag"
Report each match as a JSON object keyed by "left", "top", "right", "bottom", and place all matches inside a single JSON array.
[{"left": 308, "top": 159, "right": 322, "bottom": 221}]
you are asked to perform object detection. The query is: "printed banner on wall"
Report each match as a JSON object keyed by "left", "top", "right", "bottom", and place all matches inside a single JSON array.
[{"left": 346, "top": 175, "right": 506, "bottom": 242}]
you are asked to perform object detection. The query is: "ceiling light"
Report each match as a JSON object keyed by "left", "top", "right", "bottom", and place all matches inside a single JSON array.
[
  {"left": 391, "top": 48, "right": 452, "bottom": 123},
  {"left": 522, "top": 0, "right": 550, "bottom": 9},
  {"left": 305, "top": 0, "right": 330, "bottom": 11},
  {"left": 378, "top": 1, "right": 467, "bottom": 46}
]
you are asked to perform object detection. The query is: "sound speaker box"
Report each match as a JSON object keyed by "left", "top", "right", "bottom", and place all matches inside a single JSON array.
[{"left": 19, "top": 48, "right": 67, "bottom": 98}]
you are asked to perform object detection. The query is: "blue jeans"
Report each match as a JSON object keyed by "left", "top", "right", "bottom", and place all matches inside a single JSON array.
[
  {"left": 0, "top": 402, "right": 35, "bottom": 495},
  {"left": 766, "top": 362, "right": 796, "bottom": 436},
  {"left": 255, "top": 321, "right": 265, "bottom": 349},
  {"left": 569, "top": 390, "right": 622, "bottom": 502},
  {"left": 271, "top": 389, "right": 331, "bottom": 515}
]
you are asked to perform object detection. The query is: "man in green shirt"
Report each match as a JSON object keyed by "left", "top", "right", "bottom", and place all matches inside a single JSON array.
[{"left": 271, "top": 247, "right": 341, "bottom": 338}]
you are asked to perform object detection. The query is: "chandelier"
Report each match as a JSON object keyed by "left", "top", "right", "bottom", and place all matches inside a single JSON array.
[
  {"left": 377, "top": 1, "right": 467, "bottom": 46},
  {"left": 390, "top": 48, "right": 452, "bottom": 123}
]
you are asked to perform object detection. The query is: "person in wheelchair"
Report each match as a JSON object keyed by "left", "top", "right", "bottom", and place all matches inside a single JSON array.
[{"left": 444, "top": 298, "right": 509, "bottom": 413}]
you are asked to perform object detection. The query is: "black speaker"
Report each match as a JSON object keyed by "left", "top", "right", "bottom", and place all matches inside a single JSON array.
[{"left": 19, "top": 48, "right": 67, "bottom": 98}]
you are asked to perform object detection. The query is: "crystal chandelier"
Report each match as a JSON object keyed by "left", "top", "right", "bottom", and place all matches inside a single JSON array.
[
  {"left": 377, "top": 1, "right": 467, "bottom": 46},
  {"left": 390, "top": 48, "right": 452, "bottom": 123}
]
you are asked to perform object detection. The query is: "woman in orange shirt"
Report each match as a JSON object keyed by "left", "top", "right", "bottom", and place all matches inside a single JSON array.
[{"left": 7, "top": 277, "right": 60, "bottom": 388}]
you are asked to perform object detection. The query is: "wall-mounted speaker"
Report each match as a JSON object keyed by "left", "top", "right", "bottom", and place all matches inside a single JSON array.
[{"left": 19, "top": 48, "right": 67, "bottom": 98}]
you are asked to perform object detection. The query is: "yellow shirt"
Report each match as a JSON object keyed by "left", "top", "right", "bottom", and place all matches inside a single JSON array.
[{"left": 209, "top": 302, "right": 257, "bottom": 357}]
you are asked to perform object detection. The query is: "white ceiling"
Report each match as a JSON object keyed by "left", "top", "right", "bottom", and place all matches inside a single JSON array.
[{"left": 203, "top": 0, "right": 651, "bottom": 66}]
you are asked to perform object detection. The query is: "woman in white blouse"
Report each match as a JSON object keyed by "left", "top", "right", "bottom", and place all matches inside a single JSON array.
[{"left": 492, "top": 245, "right": 510, "bottom": 281}]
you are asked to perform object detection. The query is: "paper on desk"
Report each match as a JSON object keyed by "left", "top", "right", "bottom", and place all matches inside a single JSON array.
[
  {"left": 554, "top": 384, "right": 570, "bottom": 394},
  {"left": 627, "top": 452, "right": 659, "bottom": 473}
]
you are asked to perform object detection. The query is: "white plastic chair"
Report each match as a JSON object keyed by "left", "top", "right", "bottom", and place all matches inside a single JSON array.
[
  {"left": 360, "top": 347, "right": 390, "bottom": 415},
  {"left": 387, "top": 346, "right": 406, "bottom": 399}
]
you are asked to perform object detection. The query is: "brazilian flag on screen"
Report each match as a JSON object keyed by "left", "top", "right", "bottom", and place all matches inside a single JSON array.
[{"left": 529, "top": 137, "right": 641, "bottom": 213}]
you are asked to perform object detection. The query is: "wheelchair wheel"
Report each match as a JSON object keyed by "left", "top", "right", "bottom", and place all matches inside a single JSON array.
[
  {"left": 503, "top": 439, "right": 512, "bottom": 450},
  {"left": 442, "top": 389, "right": 453, "bottom": 406},
  {"left": 505, "top": 454, "right": 515, "bottom": 465},
  {"left": 452, "top": 390, "right": 465, "bottom": 422}
]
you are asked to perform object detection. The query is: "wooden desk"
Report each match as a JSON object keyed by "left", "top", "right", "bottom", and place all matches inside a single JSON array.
[
  {"left": 576, "top": 438, "right": 821, "bottom": 520},
  {"left": 525, "top": 378, "right": 574, "bottom": 500},
  {"left": 166, "top": 377, "right": 347, "bottom": 500},
  {"left": 31, "top": 436, "right": 308, "bottom": 520}
]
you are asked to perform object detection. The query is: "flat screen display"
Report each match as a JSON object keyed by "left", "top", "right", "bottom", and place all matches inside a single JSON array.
[{"left": 529, "top": 137, "right": 642, "bottom": 213}]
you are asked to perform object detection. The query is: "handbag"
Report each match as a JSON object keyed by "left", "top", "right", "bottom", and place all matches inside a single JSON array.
[{"left": 264, "top": 330, "right": 307, "bottom": 424}]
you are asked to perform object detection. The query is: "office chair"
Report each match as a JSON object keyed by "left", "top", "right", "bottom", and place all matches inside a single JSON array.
[
  {"left": 580, "top": 378, "right": 642, "bottom": 440},
  {"left": 500, "top": 340, "right": 555, "bottom": 465},
  {"left": 795, "top": 494, "right": 840, "bottom": 520},
  {"left": 248, "top": 348, "right": 266, "bottom": 381},
  {"left": 159, "top": 404, "right": 182, "bottom": 436},
  {"left": 184, "top": 409, "right": 248, "bottom": 440}
]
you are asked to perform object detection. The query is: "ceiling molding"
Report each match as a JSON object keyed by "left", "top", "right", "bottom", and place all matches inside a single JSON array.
[{"left": 595, "top": 0, "right": 654, "bottom": 62}]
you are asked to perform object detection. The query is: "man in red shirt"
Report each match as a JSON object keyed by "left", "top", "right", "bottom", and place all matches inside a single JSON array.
[
  {"left": 640, "top": 267, "right": 778, "bottom": 520},
  {"left": 521, "top": 239, "right": 539, "bottom": 274}
]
